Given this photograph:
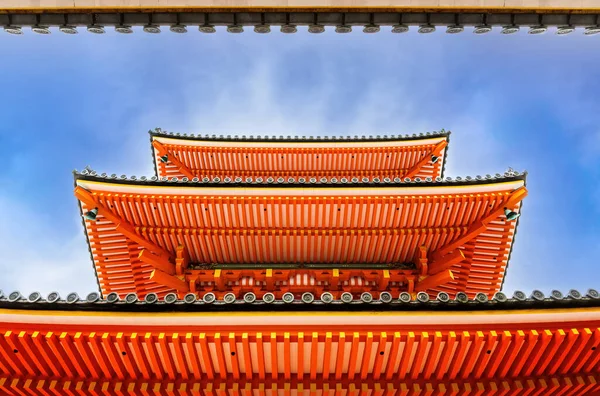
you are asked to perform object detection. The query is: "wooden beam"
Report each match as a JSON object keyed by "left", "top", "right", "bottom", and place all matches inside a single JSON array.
[
  {"left": 75, "top": 186, "right": 172, "bottom": 259},
  {"left": 431, "top": 186, "right": 527, "bottom": 261},
  {"left": 416, "top": 246, "right": 428, "bottom": 276},
  {"left": 138, "top": 249, "right": 175, "bottom": 275},
  {"left": 415, "top": 270, "right": 454, "bottom": 291},
  {"left": 152, "top": 140, "right": 195, "bottom": 179},
  {"left": 2, "top": 1, "right": 597, "bottom": 13},
  {"left": 175, "top": 245, "right": 190, "bottom": 275},
  {"left": 428, "top": 249, "right": 465, "bottom": 276},
  {"left": 150, "top": 269, "right": 189, "bottom": 292},
  {"left": 404, "top": 140, "right": 448, "bottom": 179}
]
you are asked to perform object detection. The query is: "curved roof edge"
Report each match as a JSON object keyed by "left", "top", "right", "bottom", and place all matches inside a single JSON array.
[
  {"left": 0, "top": 289, "right": 598, "bottom": 313},
  {"left": 73, "top": 168, "right": 526, "bottom": 189},
  {"left": 148, "top": 128, "right": 451, "bottom": 143}
]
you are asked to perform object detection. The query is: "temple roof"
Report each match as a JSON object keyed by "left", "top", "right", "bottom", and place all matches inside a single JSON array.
[
  {"left": 149, "top": 129, "right": 451, "bottom": 182},
  {"left": 0, "top": 290, "right": 599, "bottom": 395},
  {"left": 74, "top": 171, "right": 527, "bottom": 300}
]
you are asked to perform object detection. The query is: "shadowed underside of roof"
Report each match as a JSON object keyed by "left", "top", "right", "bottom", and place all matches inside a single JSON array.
[
  {"left": 149, "top": 131, "right": 450, "bottom": 181},
  {"left": 0, "top": 305, "right": 599, "bottom": 395},
  {"left": 74, "top": 174, "right": 526, "bottom": 300}
]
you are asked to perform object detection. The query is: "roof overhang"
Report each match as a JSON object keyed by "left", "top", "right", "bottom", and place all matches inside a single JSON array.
[
  {"left": 73, "top": 172, "right": 527, "bottom": 299},
  {"left": 0, "top": 301, "right": 599, "bottom": 394},
  {"left": 1, "top": 2, "right": 599, "bottom": 35},
  {"left": 149, "top": 130, "right": 451, "bottom": 181}
]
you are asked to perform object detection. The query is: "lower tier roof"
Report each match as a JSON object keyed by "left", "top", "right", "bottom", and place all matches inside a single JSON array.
[
  {"left": 74, "top": 173, "right": 527, "bottom": 300},
  {"left": 0, "top": 300, "right": 599, "bottom": 395}
]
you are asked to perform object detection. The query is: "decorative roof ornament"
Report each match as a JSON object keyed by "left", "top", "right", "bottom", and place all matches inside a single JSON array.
[
  {"left": 83, "top": 208, "right": 98, "bottom": 221},
  {"left": 335, "top": 25, "right": 352, "bottom": 33},
  {"left": 143, "top": 24, "right": 161, "bottom": 34},
  {"left": 308, "top": 13, "right": 325, "bottom": 34},
  {"left": 501, "top": 15, "right": 520, "bottom": 35},
  {"left": 363, "top": 24, "right": 380, "bottom": 33},
  {"left": 584, "top": 26, "right": 600, "bottom": 35},
  {"left": 59, "top": 25, "right": 78, "bottom": 34},
  {"left": 87, "top": 14, "right": 105, "bottom": 34},
  {"left": 392, "top": 24, "right": 409, "bottom": 33},
  {"left": 170, "top": 24, "right": 188, "bottom": 33},
  {"left": 32, "top": 25, "right": 52, "bottom": 35},
  {"left": 528, "top": 15, "right": 547, "bottom": 35},
  {"left": 199, "top": 14, "right": 217, "bottom": 33},
  {"left": 392, "top": 13, "right": 409, "bottom": 33},
  {"left": 446, "top": 24, "right": 464, "bottom": 34},
  {"left": 254, "top": 13, "right": 271, "bottom": 34},
  {"left": 473, "top": 14, "right": 492, "bottom": 34}
]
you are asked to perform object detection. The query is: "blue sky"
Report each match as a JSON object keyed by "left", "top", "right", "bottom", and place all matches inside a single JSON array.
[{"left": 0, "top": 27, "right": 599, "bottom": 297}]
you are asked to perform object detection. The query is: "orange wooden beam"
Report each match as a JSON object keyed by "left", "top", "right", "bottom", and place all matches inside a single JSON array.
[
  {"left": 149, "top": 269, "right": 189, "bottom": 292},
  {"left": 404, "top": 140, "right": 447, "bottom": 179},
  {"left": 74, "top": 186, "right": 171, "bottom": 259},
  {"left": 428, "top": 249, "right": 465, "bottom": 275},
  {"left": 175, "top": 245, "right": 190, "bottom": 276},
  {"left": 415, "top": 270, "right": 454, "bottom": 291},
  {"left": 432, "top": 186, "right": 527, "bottom": 261},
  {"left": 138, "top": 249, "right": 175, "bottom": 275},
  {"left": 152, "top": 140, "right": 195, "bottom": 179}
]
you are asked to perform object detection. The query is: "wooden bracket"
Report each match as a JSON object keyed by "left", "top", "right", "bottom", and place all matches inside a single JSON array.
[
  {"left": 75, "top": 186, "right": 172, "bottom": 259},
  {"left": 431, "top": 186, "right": 528, "bottom": 261},
  {"left": 416, "top": 246, "right": 428, "bottom": 276},
  {"left": 175, "top": 245, "right": 190, "bottom": 275},
  {"left": 152, "top": 139, "right": 195, "bottom": 179},
  {"left": 138, "top": 249, "right": 175, "bottom": 275},
  {"left": 404, "top": 140, "right": 448, "bottom": 179},
  {"left": 415, "top": 269, "right": 454, "bottom": 291},
  {"left": 428, "top": 249, "right": 465, "bottom": 275},
  {"left": 150, "top": 269, "right": 189, "bottom": 292}
]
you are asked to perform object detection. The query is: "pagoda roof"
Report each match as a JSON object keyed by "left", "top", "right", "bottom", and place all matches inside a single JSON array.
[
  {"left": 74, "top": 171, "right": 527, "bottom": 300},
  {"left": 149, "top": 129, "right": 451, "bottom": 182},
  {"left": 0, "top": 290, "right": 599, "bottom": 395}
]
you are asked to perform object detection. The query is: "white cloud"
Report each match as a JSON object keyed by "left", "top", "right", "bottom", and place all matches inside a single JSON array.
[
  {"left": 1, "top": 31, "right": 599, "bottom": 297},
  {"left": 0, "top": 196, "right": 98, "bottom": 297}
]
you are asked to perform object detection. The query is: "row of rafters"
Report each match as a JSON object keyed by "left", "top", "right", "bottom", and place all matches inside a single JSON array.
[
  {"left": 2, "top": 374, "right": 599, "bottom": 395},
  {"left": 150, "top": 134, "right": 449, "bottom": 181},
  {"left": 0, "top": 308, "right": 599, "bottom": 389},
  {"left": 74, "top": 175, "right": 526, "bottom": 299}
]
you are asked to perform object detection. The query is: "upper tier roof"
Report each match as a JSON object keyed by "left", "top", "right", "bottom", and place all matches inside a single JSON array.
[
  {"left": 74, "top": 171, "right": 526, "bottom": 300},
  {"left": 149, "top": 130, "right": 450, "bottom": 182}
]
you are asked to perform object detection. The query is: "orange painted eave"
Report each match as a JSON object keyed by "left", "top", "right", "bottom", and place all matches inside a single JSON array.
[{"left": 0, "top": 306, "right": 599, "bottom": 394}]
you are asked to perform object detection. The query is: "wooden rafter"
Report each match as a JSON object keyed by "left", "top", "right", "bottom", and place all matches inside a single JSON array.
[
  {"left": 74, "top": 186, "right": 171, "bottom": 259},
  {"left": 428, "top": 249, "right": 465, "bottom": 275},
  {"left": 138, "top": 249, "right": 175, "bottom": 275},
  {"left": 152, "top": 139, "right": 194, "bottom": 179},
  {"left": 430, "top": 186, "right": 528, "bottom": 262},
  {"left": 403, "top": 140, "right": 448, "bottom": 179},
  {"left": 415, "top": 270, "right": 454, "bottom": 291},
  {"left": 150, "top": 269, "right": 189, "bottom": 292}
]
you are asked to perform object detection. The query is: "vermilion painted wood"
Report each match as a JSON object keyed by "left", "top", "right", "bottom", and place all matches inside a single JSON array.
[
  {"left": 151, "top": 138, "right": 448, "bottom": 181},
  {"left": 0, "top": 320, "right": 599, "bottom": 395},
  {"left": 1, "top": 374, "right": 599, "bottom": 395},
  {"left": 75, "top": 181, "right": 526, "bottom": 300}
]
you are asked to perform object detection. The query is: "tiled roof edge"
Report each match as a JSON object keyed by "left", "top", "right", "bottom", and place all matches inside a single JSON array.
[
  {"left": 0, "top": 289, "right": 597, "bottom": 313},
  {"left": 73, "top": 169, "right": 527, "bottom": 188},
  {"left": 148, "top": 128, "right": 452, "bottom": 143}
]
